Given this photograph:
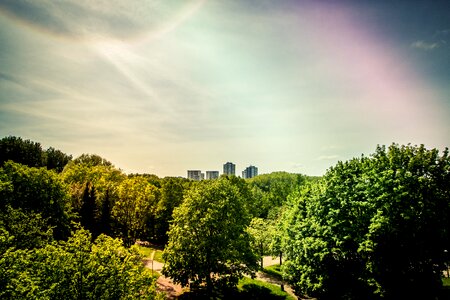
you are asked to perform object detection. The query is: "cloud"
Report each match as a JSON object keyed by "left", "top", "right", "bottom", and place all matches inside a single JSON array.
[
  {"left": 411, "top": 40, "right": 439, "bottom": 51},
  {"left": 317, "top": 155, "right": 339, "bottom": 161},
  {"left": 0, "top": 0, "right": 204, "bottom": 40}
]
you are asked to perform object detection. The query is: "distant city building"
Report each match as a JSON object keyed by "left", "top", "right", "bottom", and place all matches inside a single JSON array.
[
  {"left": 223, "top": 162, "right": 236, "bottom": 176},
  {"left": 187, "top": 170, "right": 203, "bottom": 181},
  {"left": 206, "top": 171, "right": 219, "bottom": 180},
  {"left": 242, "top": 165, "right": 258, "bottom": 179}
]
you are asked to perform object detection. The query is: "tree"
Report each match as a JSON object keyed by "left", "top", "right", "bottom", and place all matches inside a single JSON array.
[
  {"left": 153, "top": 177, "right": 186, "bottom": 243},
  {"left": 0, "top": 136, "right": 72, "bottom": 172},
  {"left": 44, "top": 146, "right": 72, "bottom": 172},
  {"left": 62, "top": 158, "right": 125, "bottom": 236},
  {"left": 248, "top": 172, "right": 306, "bottom": 218},
  {"left": 162, "top": 176, "right": 258, "bottom": 295},
  {"left": 247, "top": 217, "right": 273, "bottom": 268},
  {"left": 0, "top": 161, "right": 72, "bottom": 240},
  {"left": 0, "top": 229, "right": 161, "bottom": 299},
  {"left": 80, "top": 183, "right": 98, "bottom": 237},
  {"left": 72, "top": 153, "right": 113, "bottom": 167},
  {"left": 0, "top": 206, "right": 53, "bottom": 252},
  {"left": 112, "top": 177, "right": 158, "bottom": 246},
  {"left": 0, "top": 136, "right": 44, "bottom": 168},
  {"left": 281, "top": 144, "right": 450, "bottom": 299}
]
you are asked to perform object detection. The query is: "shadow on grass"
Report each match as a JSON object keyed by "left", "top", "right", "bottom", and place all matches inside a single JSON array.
[
  {"left": 178, "top": 284, "right": 288, "bottom": 300},
  {"left": 439, "top": 286, "right": 450, "bottom": 300},
  {"left": 239, "top": 283, "right": 288, "bottom": 299}
]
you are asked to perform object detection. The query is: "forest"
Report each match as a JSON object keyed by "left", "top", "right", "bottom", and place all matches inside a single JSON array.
[{"left": 1, "top": 135, "right": 449, "bottom": 299}]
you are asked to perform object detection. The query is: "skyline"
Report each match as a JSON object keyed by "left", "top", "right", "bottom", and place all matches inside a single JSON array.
[{"left": 1, "top": 0, "right": 449, "bottom": 177}]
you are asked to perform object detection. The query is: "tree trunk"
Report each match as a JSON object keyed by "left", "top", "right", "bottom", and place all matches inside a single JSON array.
[
  {"left": 206, "top": 273, "right": 213, "bottom": 297},
  {"left": 260, "top": 242, "right": 264, "bottom": 269}
]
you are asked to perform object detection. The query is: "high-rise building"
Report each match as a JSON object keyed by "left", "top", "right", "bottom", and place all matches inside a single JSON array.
[
  {"left": 242, "top": 165, "right": 258, "bottom": 179},
  {"left": 187, "top": 170, "right": 203, "bottom": 181},
  {"left": 223, "top": 162, "right": 236, "bottom": 176},
  {"left": 206, "top": 171, "right": 219, "bottom": 180}
]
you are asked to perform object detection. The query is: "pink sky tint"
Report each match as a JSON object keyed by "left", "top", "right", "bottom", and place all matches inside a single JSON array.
[{"left": 297, "top": 2, "right": 446, "bottom": 143}]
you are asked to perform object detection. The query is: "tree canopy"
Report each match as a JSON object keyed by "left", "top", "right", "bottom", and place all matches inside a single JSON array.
[
  {"left": 0, "top": 229, "right": 161, "bottom": 299},
  {"left": 162, "top": 176, "right": 258, "bottom": 294},
  {"left": 281, "top": 144, "right": 450, "bottom": 299},
  {"left": 0, "top": 161, "right": 72, "bottom": 240},
  {"left": 0, "top": 136, "right": 72, "bottom": 172}
]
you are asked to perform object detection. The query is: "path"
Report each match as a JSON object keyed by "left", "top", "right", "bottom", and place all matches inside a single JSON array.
[
  {"left": 143, "top": 255, "right": 301, "bottom": 299},
  {"left": 143, "top": 259, "right": 184, "bottom": 299},
  {"left": 259, "top": 256, "right": 299, "bottom": 300}
]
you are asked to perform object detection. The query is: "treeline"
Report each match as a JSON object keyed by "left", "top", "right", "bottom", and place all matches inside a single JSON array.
[
  {"left": 0, "top": 136, "right": 307, "bottom": 299},
  {"left": 1, "top": 136, "right": 449, "bottom": 299}
]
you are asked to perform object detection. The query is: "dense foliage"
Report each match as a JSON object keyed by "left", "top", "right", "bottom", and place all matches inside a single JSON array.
[
  {"left": 0, "top": 136, "right": 72, "bottom": 172},
  {"left": 3, "top": 136, "right": 448, "bottom": 299},
  {"left": 281, "top": 144, "right": 450, "bottom": 299},
  {"left": 0, "top": 161, "right": 72, "bottom": 240},
  {"left": 1, "top": 229, "right": 160, "bottom": 299},
  {"left": 162, "top": 176, "right": 259, "bottom": 294}
]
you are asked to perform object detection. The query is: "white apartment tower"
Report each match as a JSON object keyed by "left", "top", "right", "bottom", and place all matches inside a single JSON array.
[
  {"left": 206, "top": 171, "right": 219, "bottom": 180},
  {"left": 187, "top": 170, "right": 204, "bottom": 181}
]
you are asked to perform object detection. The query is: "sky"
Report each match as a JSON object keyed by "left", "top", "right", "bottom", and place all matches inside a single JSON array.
[{"left": 1, "top": 0, "right": 449, "bottom": 177}]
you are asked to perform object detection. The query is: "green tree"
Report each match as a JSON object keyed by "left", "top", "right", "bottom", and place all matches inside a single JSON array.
[
  {"left": 248, "top": 217, "right": 273, "bottom": 268},
  {"left": 62, "top": 157, "right": 125, "bottom": 236},
  {"left": 153, "top": 177, "right": 186, "bottom": 243},
  {"left": 248, "top": 172, "right": 306, "bottom": 218},
  {"left": 112, "top": 177, "right": 158, "bottom": 246},
  {"left": 80, "top": 183, "right": 98, "bottom": 237},
  {"left": 44, "top": 146, "right": 72, "bottom": 172},
  {"left": 162, "top": 176, "right": 258, "bottom": 295},
  {"left": 0, "top": 136, "right": 72, "bottom": 172},
  {"left": 0, "top": 161, "right": 71, "bottom": 240},
  {"left": 0, "top": 206, "right": 53, "bottom": 252},
  {"left": 72, "top": 153, "right": 113, "bottom": 167},
  {"left": 281, "top": 144, "right": 450, "bottom": 299},
  {"left": 0, "top": 229, "right": 161, "bottom": 299},
  {"left": 0, "top": 136, "right": 44, "bottom": 168}
]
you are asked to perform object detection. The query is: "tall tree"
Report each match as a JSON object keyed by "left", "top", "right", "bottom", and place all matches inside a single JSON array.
[
  {"left": 153, "top": 177, "right": 186, "bottom": 243},
  {"left": 0, "top": 161, "right": 71, "bottom": 240},
  {"left": 79, "top": 183, "right": 98, "bottom": 237},
  {"left": 248, "top": 172, "right": 306, "bottom": 218},
  {"left": 162, "top": 176, "right": 258, "bottom": 295},
  {"left": 0, "top": 136, "right": 44, "bottom": 168},
  {"left": 44, "top": 147, "right": 72, "bottom": 172},
  {"left": 0, "top": 229, "right": 161, "bottom": 299},
  {"left": 0, "top": 136, "right": 72, "bottom": 172},
  {"left": 112, "top": 177, "right": 157, "bottom": 246},
  {"left": 62, "top": 157, "right": 125, "bottom": 236},
  {"left": 281, "top": 144, "right": 450, "bottom": 299}
]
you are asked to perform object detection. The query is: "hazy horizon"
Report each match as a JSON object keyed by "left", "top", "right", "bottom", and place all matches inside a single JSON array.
[{"left": 1, "top": 0, "right": 449, "bottom": 177}]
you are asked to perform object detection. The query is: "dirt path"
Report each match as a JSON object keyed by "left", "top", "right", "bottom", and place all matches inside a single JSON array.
[
  {"left": 143, "top": 259, "right": 184, "bottom": 299},
  {"left": 257, "top": 256, "right": 299, "bottom": 299},
  {"left": 143, "top": 256, "right": 299, "bottom": 299}
]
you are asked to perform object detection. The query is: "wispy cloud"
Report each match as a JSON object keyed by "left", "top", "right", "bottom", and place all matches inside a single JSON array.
[
  {"left": 411, "top": 40, "right": 440, "bottom": 51},
  {"left": 317, "top": 155, "right": 340, "bottom": 161},
  {"left": 0, "top": 0, "right": 205, "bottom": 40}
]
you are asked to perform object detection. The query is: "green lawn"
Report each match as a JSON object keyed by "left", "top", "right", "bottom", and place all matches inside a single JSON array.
[
  {"left": 263, "top": 264, "right": 283, "bottom": 281},
  {"left": 443, "top": 277, "right": 450, "bottom": 287},
  {"left": 178, "top": 277, "right": 294, "bottom": 300},
  {"left": 136, "top": 245, "right": 165, "bottom": 263},
  {"left": 237, "top": 277, "right": 295, "bottom": 300}
]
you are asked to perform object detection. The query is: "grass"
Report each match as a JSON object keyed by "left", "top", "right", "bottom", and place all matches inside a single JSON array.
[
  {"left": 178, "top": 277, "right": 294, "bottom": 300},
  {"left": 443, "top": 277, "right": 450, "bottom": 287},
  {"left": 136, "top": 245, "right": 165, "bottom": 263},
  {"left": 263, "top": 264, "right": 283, "bottom": 281},
  {"left": 237, "top": 277, "right": 295, "bottom": 300}
]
